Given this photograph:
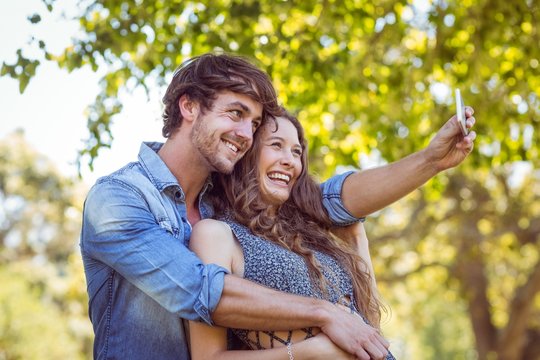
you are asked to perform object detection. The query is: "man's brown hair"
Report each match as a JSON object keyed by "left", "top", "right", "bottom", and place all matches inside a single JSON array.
[{"left": 162, "top": 53, "right": 280, "bottom": 137}]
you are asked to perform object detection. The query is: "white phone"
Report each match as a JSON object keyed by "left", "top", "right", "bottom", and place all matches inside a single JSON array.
[{"left": 455, "top": 88, "right": 468, "bottom": 135}]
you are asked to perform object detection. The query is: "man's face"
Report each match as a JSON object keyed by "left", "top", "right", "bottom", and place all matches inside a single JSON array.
[{"left": 190, "top": 91, "right": 263, "bottom": 174}]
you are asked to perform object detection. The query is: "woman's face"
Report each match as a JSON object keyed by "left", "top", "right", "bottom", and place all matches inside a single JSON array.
[{"left": 257, "top": 116, "right": 303, "bottom": 206}]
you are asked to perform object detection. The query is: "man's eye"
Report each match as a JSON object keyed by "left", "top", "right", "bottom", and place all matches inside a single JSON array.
[
  {"left": 230, "top": 110, "right": 242, "bottom": 117},
  {"left": 252, "top": 120, "right": 261, "bottom": 130}
]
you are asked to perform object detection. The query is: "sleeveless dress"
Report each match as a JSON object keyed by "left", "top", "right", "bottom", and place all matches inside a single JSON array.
[{"left": 221, "top": 216, "right": 396, "bottom": 359}]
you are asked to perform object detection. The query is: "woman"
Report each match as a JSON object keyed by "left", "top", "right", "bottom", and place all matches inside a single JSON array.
[{"left": 189, "top": 110, "right": 395, "bottom": 359}]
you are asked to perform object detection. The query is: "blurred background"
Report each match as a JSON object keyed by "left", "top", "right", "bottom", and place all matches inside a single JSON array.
[{"left": 1, "top": 0, "right": 538, "bottom": 359}]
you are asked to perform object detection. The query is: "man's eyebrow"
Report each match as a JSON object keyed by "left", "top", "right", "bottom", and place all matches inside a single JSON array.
[
  {"left": 226, "top": 101, "right": 262, "bottom": 121},
  {"left": 226, "top": 101, "right": 250, "bottom": 113}
]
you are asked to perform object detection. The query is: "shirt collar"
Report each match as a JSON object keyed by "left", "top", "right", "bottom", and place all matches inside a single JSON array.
[{"left": 138, "top": 141, "right": 213, "bottom": 196}]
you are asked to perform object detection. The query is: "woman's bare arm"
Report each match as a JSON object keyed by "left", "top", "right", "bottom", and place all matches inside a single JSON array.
[
  {"left": 341, "top": 111, "right": 476, "bottom": 218},
  {"left": 331, "top": 222, "right": 378, "bottom": 294},
  {"left": 188, "top": 219, "right": 357, "bottom": 360}
]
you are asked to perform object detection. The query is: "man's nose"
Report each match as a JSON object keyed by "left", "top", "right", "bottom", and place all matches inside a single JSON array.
[{"left": 235, "top": 119, "right": 254, "bottom": 140}]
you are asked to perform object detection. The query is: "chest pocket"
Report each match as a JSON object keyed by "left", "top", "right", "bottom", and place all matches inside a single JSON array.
[
  {"left": 145, "top": 191, "right": 183, "bottom": 240},
  {"left": 157, "top": 218, "right": 181, "bottom": 238}
]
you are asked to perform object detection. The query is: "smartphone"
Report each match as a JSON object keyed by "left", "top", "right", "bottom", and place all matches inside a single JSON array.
[{"left": 455, "top": 88, "right": 468, "bottom": 135}]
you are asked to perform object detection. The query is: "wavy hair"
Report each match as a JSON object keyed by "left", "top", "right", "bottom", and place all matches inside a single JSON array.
[{"left": 211, "top": 109, "right": 383, "bottom": 327}]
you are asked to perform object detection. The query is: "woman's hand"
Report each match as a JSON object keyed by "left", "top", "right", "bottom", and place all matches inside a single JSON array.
[{"left": 424, "top": 106, "right": 477, "bottom": 172}]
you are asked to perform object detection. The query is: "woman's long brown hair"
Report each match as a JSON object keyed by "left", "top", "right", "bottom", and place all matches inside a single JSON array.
[{"left": 210, "top": 109, "right": 383, "bottom": 327}]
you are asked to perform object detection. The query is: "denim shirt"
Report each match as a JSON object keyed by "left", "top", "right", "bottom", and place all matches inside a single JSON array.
[{"left": 80, "top": 142, "right": 361, "bottom": 360}]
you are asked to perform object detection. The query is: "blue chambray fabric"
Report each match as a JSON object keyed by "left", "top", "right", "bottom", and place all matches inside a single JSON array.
[
  {"left": 320, "top": 170, "right": 364, "bottom": 225},
  {"left": 80, "top": 142, "right": 361, "bottom": 360},
  {"left": 80, "top": 142, "right": 227, "bottom": 360}
]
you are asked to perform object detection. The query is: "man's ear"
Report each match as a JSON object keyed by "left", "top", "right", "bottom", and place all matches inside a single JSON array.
[{"left": 178, "top": 95, "right": 200, "bottom": 122}]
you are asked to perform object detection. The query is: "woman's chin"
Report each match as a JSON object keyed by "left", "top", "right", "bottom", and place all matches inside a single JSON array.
[{"left": 261, "top": 188, "right": 291, "bottom": 206}]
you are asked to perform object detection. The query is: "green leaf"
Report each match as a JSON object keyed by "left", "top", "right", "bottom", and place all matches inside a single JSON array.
[
  {"left": 19, "top": 75, "right": 29, "bottom": 93},
  {"left": 27, "top": 14, "right": 41, "bottom": 24}
]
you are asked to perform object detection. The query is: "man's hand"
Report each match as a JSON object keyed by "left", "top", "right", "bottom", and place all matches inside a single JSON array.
[
  {"left": 320, "top": 303, "right": 389, "bottom": 360},
  {"left": 425, "top": 106, "right": 477, "bottom": 172}
]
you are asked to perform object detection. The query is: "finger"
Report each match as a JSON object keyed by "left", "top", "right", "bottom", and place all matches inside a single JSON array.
[
  {"left": 466, "top": 116, "right": 476, "bottom": 128},
  {"left": 456, "top": 131, "right": 476, "bottom": 150},
  {"left": 376, "top": 332, "right": 390, "bottom": 349},
  {"left": 354, "top": 347, "right": 371, "bottom": 360},
  {"left": 371, "top": 335, "right": 390, "bottom": 358},
  {"left": 466, "top": 130, "right": 477, "bottom": 142},
  {"left": 464, "top": 106, "right": 474, "bottom": 116},
  {"left": 363, "top": 341, "right": 385, "bottom": 360}
]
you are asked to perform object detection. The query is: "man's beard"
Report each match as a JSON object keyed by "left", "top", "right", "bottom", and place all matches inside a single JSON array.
[{"left": 190, "top": 116, "right": 236, "bottom": 174}]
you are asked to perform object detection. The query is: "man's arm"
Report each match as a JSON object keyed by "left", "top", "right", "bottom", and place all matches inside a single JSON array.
[
  {"left": 342, "top": 107, "right": 477, "bottom": 218},
  {"left": 190, "top": 219, "right": 389, "bottom": 360},
  {"left": 214, "top": 277, "right": 387, "bottom": 359},
  {"left": 81, "top": 180, "right": 227, "bottom": 324}
]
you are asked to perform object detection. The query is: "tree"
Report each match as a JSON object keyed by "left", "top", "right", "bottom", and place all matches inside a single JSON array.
[
  {"left": 0, "top": 130, "right": 83, "bottom": 263},
  {"left": 3, "top": 0, "right": 539, "bottom": 358},
  {"left": 370, "top": 165, "right": 540, "bottom": 359},
  {"left": 0, "top": 131, "right": 93, "bottom": 359}
]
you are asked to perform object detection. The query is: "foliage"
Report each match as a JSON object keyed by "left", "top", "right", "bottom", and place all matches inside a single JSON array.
[
  {"left": 0, "top": 131, "right": 92, "bottom": 359},
  {"left": 369, "top": 165, "right": 540, "bottom": 359},
  {"left": 3, "top": 0, "right": 539, "bottom": 358},
  {"left": 3, "top": 0, "right": 538, "bottom": 172},
  {"left": 0, "top": 130, "right": 84, "bottom": 263}
]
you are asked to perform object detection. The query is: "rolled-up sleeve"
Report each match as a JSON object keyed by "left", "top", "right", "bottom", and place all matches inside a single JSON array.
[
  {"left": 320, "top": 171, "right": 365, "bottom": 226},
  {"left": 81, "top": 180, "right": 228, "bottom": 325},
  {"left": 194, "top": 263, "right": 227, "bottom": 324}
]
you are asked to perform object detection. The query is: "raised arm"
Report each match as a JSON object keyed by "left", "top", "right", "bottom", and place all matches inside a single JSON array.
[
  {"left": 332, "top": 222, "right": 378, "bottom": 293},
  {"left": 189, "top": 219, "right": 387, "bottom": 360},
  {"left": 342, "top": 108, "right": 477, "bottom": 218}
]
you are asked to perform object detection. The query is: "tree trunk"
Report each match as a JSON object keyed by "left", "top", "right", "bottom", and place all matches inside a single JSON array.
[
  {"left": 456, "top": 258, "right": 497, "bottom": 360},
  {"left": 496, "top": 260, "right": 540, "bottom": 360}
]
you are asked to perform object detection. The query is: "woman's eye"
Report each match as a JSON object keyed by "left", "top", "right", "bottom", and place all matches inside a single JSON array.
[
  {"left": 293, "top": 149, "right": 303, "bottom": 156},
  {"left": 271, "top": 142, "right": 281, "bottom": 148}
]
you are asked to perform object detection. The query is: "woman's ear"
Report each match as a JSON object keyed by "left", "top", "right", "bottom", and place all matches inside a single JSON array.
[{"left": 178, "top": 95, "right": 200, "bottom": 123}]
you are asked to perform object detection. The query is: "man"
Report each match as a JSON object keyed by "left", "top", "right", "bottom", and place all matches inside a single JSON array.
[{"left": 81, "top": 53, "right": 476, "bottom": 360}]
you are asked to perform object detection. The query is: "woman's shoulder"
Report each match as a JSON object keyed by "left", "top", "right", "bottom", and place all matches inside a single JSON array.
[
  {"left": 194, "top": 218, "right": 231, "bottom": 233},
  {"left": 190, "top": 218, "right": 243, "bottom": 272},
  {"left": 194, "top": 217, "right": 235, "bottom": 239},
  {"left": 190, "top": 219, "right": 234, "bottom": 249}
]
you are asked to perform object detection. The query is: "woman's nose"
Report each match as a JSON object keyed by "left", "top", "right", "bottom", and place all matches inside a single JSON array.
[{"left": 279, "top": 150, "right": 294, "bottom": 166}]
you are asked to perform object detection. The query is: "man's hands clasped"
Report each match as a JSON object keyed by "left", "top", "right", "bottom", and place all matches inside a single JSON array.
[{"left": 320, "top": 302, "right": 389, "bottom": 360}]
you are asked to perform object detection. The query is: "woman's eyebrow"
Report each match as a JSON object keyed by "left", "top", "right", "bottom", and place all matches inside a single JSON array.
[{"left": 265, "top": 135, "right": 301, "bottom": 147}]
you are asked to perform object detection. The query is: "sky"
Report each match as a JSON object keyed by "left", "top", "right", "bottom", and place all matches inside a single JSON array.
[{"left": 0, "top": 0, "right": 163, "bottom": 186}]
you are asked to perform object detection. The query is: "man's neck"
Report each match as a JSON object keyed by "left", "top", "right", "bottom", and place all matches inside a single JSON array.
[{"left": 158, "top": 136, "right": 210, "bottom": 224}]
